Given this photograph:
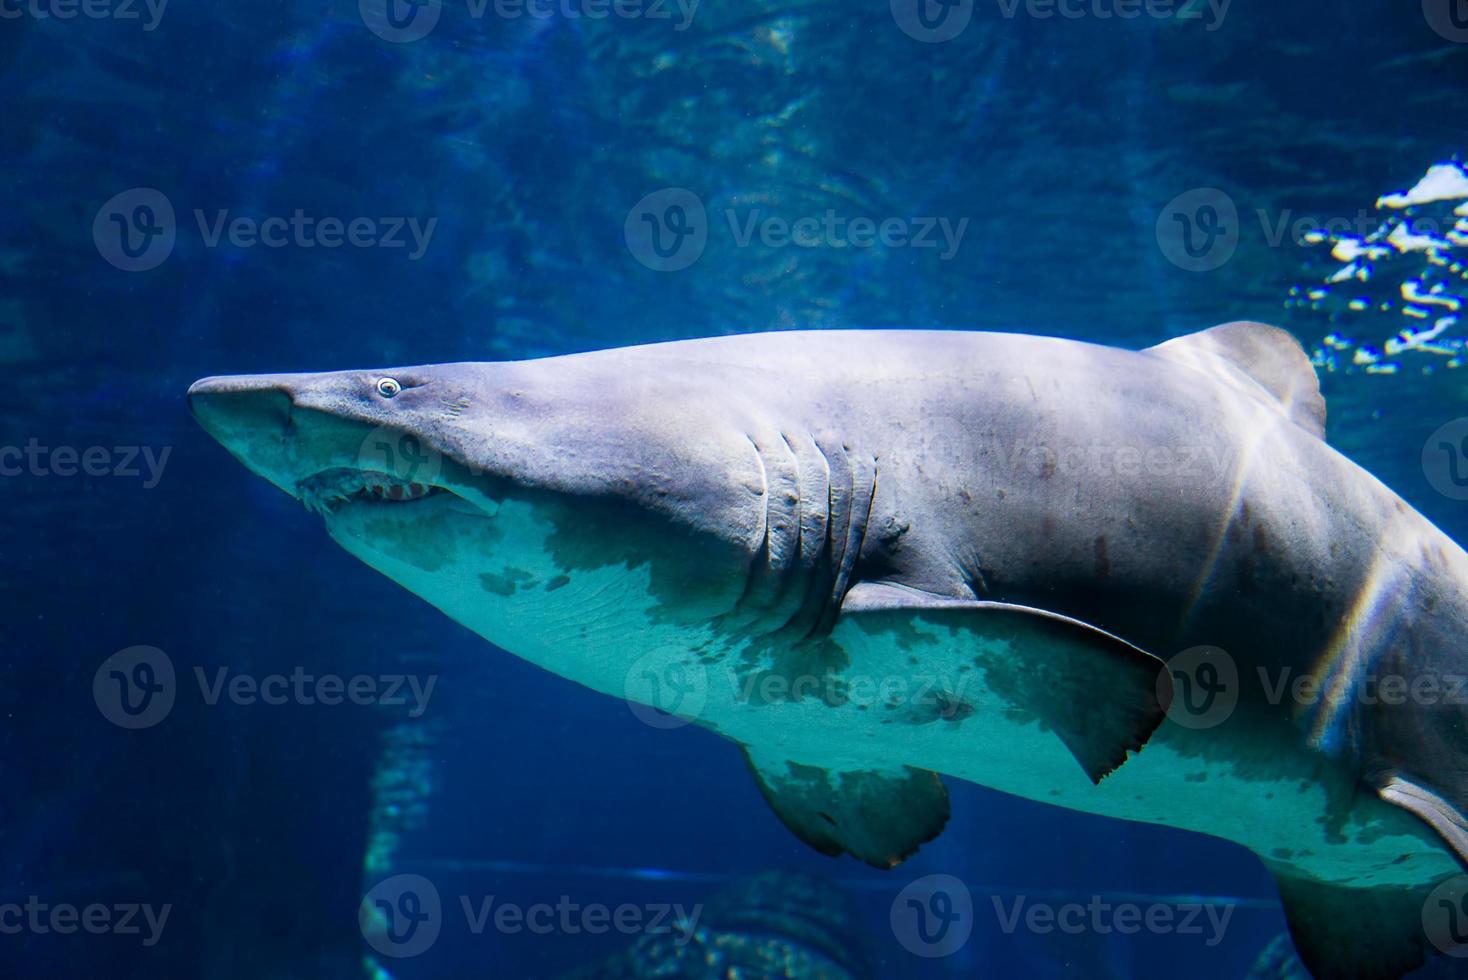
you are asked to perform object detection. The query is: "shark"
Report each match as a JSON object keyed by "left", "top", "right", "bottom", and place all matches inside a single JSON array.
[{"left": 189, "top": 323, "right": 1468, "bottom": 979}]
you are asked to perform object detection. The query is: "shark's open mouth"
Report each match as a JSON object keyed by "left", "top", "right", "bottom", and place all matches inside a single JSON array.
[{"left": 296, "top": 467, "right": 448, "bottom": 515}]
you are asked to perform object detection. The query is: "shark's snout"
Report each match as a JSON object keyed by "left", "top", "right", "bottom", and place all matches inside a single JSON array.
[
  {"left": 188, "top": 370, "right": 485, "bottom": 516},
  {"left": 188, "top": 372, "right": 349, "bottom": 501},
  {"left": 188, "top": 376, "right": 295, "bottom": 444}
]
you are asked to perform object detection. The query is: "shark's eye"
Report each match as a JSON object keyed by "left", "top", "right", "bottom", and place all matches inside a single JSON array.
[{"left": 375, "top": 377, "right": 402, "bottom": 399}]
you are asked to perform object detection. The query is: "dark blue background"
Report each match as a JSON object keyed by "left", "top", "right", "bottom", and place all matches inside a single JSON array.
[{"left": 3, "top": 2, "right": 1466, "bottom": 976}]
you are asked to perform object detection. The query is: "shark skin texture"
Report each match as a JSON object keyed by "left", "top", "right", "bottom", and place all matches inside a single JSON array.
[{"left": 190, "top": 324, "right": 1468, "bottom": 979}]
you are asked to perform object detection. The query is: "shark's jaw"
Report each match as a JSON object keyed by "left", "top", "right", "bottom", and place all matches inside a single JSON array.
[
  {"left": 295, "top": 466, "right": 446, "bottom": 515},
  {"left": 187, "top": 371, "right": 649, "bottom": 677},
  {"left": 187, "top": 371, "right": 505, "bottom": 519},
  {"left": 187, "top": 366, "right": 755, "bottom": 704}
]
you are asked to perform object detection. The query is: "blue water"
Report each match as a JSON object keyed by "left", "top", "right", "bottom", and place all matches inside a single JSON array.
[{"left": 3, "top": 2, "right": 1467, "bottom": 977}]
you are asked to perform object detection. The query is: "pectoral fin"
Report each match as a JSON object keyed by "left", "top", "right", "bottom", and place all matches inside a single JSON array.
[
  {"left": 741, "top": 744, "right": 949, "bottom": 869},
  {"left": 1269, "top": 871, "right": 1434, "bottom": 980},
  {"left": 835, "top": 581, "right": 1173, "bottom": 783},
  {"left": 1378, "top": 775, "right": 1468, "bottom": 869}
]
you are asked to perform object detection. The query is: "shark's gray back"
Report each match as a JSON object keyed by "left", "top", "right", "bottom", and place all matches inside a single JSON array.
[
  {"left": 504, "top": 328, "right": 1468, "bottom": 799},
  {"left": 506, "top": 328, "right": 1458, "bottom": 661}
]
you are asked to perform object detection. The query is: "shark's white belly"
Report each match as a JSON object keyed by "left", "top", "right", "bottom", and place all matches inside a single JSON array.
[
  {"left": 324, "top": 495, "right": 1458, "bottom": 892},
  {"left": 692, "top": 614, "right": 1460, "bottom": 892}
]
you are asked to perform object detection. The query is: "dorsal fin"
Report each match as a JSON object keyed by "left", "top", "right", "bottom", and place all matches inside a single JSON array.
[{"left": 1145, "top": 321, "right": 1326, "bottom": 438}]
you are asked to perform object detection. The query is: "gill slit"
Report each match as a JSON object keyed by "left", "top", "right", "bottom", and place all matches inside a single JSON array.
[{"left": 729, "top": 432, "right": 775, "bottom": 620}]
